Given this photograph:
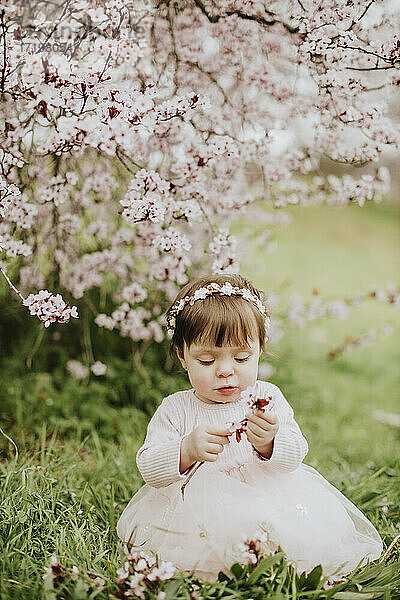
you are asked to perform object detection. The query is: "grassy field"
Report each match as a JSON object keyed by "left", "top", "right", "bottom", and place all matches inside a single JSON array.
[{"left": 0, "top": 199, "right": 399, "bottom": 598}]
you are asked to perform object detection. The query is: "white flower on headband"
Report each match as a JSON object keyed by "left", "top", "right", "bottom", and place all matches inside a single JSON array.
[
  {"left": 193, "top": 288, "right": 208, "bottom": 300},
  {"left": 220, "top": 282, "right": 235, "bottom": 295},
  {"left": 166, "top": 283, "right": 271, "bottom": 341},
  {"left": 242, "top": 289, "right": 254, "bottom": 302},
  {"left": 176, "top": 299, "right": 185, "bottom": 311}
]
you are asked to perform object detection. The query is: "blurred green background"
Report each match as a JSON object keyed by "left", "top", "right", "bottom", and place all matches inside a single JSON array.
[{"left": 235, "top": 200, "right": 400, "bottom": 475}]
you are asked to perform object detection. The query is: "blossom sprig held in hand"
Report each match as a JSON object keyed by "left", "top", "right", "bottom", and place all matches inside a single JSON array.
[{"left": 225, "top": 387, "right": 275, "bottom": 443}]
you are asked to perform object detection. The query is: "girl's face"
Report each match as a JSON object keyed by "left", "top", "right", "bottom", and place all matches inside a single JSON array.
[{"left": 178, "top": 338, "right": 261, "bottom": 404}]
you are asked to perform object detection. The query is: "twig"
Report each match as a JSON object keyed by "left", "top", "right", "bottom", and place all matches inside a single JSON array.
[
  {"left": 1, "top": 10, "right": 7, "bottom": 94},
  {"left": 379, "top": 535, "right": 400, "bottom": 563},
  {"left": 181, "top": 461, "right": 204, "bottom": 500},
  {"left": 0, "top": 267, "right": 25, "bottom": 302}
]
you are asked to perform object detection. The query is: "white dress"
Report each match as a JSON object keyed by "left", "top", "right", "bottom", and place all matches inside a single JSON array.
[{"left": 116, "top": 381, "right": 383, "bottom": 581}]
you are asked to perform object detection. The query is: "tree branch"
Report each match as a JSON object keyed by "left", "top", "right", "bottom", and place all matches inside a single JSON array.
[{"left": 191, "top": 0, "right": 299, "bottom": 34}]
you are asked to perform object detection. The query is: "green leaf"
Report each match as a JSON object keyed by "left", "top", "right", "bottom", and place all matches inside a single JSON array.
[
  {"left": 247, "top": 553, "right": 285, "bottom": 585},
  {"left": 217, "top": 570, "right": 231, "bottom": 582},
  {"left": 305, "top": 564, "right": 323, "bottom": 589},
  {"left": 296, "top": 571, "right": 307, "bottom": 589},
  {"left": 163, "top": 579, "right": 182, "bottom": 600},
  {"left": 230, "top": 562, "right": 244, "bottom": 579},
  {"left": 363, "top": 562, "right": 400, "bottom": 587},
  {"left": 351, "top": 562, "right": 390, "bottom": 584},
  {"left": 332, "top": 593, "right": 379, "bottom": 599}
]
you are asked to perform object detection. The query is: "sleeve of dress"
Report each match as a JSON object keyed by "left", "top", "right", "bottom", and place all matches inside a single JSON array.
[
  {"left": 253, "top": 383, "right": 308, "bottom": 472},
  {"left": 136, "top": 396, "right": 191, "bottom": 488}
]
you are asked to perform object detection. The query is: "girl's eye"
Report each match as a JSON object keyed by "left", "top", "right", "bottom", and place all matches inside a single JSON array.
[{"left": 198, "top": 357, "right": 249, "bottom": 365}]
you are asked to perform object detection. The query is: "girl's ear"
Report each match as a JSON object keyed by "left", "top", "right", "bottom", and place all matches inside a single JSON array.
[{"left": 176, "top": 349, "right": 188, "bottom": 371}]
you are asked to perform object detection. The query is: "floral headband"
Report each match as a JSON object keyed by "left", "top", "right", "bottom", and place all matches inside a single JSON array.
[{"left": 166, "top": 282, "right": 271, "bottom": 340}]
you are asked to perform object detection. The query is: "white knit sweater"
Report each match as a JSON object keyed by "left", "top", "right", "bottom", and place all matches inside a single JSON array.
[{"left": 136, "top": 380, "right": 309, "bottom": 488}]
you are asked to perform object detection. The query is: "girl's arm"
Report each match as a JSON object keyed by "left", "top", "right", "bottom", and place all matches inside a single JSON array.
[
  {"left": 253, "top": 382, "right": 308, "bottom": 472},
  {"left": 136, "top": 396, "right": 192, "bottom": 488}
]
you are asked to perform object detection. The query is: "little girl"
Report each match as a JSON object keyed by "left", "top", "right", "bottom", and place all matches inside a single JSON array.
[{"left": 117, "top": 273, "right": 383, "bottom": 581}]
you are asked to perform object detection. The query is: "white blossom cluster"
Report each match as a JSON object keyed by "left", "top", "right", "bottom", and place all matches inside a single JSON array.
[
  {"left": 235, "top": 529, "right": 275, "bottom": 565},
  {"left": 0, "top": 177, "right": 21, "bottom": 218},
  {"left": 0, "top": 235, "right": 32, "bottom": 257},
  {"left": 66, "top": 360, "right": 89, "bottom": 379},
  {"left": 0, "top": 179, "right": 38, "bottom": 255},
  {"left": 115, "top": 282, "right": 148, "bottom": 304},
  {"left": 120, "top": 169, "right": 172, "bottom": 224},
  {"left": 152, "top": 227, "right": 192, "bottom": 256},
  {"left": 116, "top": 550, "right": 176, "bottom": 599},
  {"left": 209, "top": 229, "right": 239, "bottom": 274},
  {"left": 66, "top": 359, "right": 107, "bottom": 378},
  {"left": 94, "top": 297, "right": 164, "bottom": 342},
  {"left": 23, "top": 290, "right": 79, "bottom": 328},
  {"left": 274, "top": 168, "right": 391, "bottom": 209}
]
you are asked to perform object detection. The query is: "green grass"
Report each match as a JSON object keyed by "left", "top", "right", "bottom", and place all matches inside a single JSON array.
[{"left": 1, "top": 199, "right": 400, "bottom": 598}]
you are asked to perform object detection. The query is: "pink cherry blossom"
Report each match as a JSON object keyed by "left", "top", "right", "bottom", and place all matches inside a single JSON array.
[{"left": 0, "top": 0, "right": 397, "bottom": 352}]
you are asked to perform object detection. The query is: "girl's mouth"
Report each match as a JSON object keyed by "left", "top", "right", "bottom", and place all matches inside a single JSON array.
[{"left": 216, "top": 386, "right": 237, "bottom": 395}]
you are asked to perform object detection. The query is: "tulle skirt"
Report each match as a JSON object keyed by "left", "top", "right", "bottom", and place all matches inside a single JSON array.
[{"left": 116, "top": 459, "right": 383, "bottom": 581}]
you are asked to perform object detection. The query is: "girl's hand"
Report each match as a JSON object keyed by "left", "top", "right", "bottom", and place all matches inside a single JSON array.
[
  {"left": 245, "top": 409, "right": 279, "bottom": 459},
  {"left": 186, "top": 424, "right": 231, "bottom": 463}
]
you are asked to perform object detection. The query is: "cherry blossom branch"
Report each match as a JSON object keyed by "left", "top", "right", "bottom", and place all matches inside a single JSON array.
[
  {"left": 327, "top": 322, "right": 394, "bottom": 359},
  {"left": 345, "top": 1, "right": 376, "bottom": 32},
  {"left": 345, "top": 66, "right": 395, "bottom": 72},
  {"left": 166, "top": 6, "right": 179, "bottom": 95},
  {"left": 357, "top": 1, "right": 376, "bottom": 25},
  {"left": 286, "top": 285, "right": 399, "bottom": 332},
  {"left": 183, "top": 60, "right": 235, "bottom": 109},
  {"left": 0, "top": 10, "right": 7, "bottom": 93},
  {"left": 190, "top": 0, "right": 299, "bottom": 33},
  {"left": 36, "top": 0, "right": 72, "bottom": 54},
  {"left": 0, "top": 267, "right": 25, "bottom": 301},
  {"left": 0, "top": 268, "right": 79, "bottom": 328},
  {"left": 337, "top": 44, "right": 400, "bottom": 66}
]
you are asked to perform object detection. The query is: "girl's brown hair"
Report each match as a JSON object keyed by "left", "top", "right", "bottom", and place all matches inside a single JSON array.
[{"left": 166, "top": 273, "right": 268, "bottom": 361}]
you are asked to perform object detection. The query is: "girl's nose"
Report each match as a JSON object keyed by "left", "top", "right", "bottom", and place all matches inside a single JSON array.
[{"left": 216, "top": 362, "right": 234, "bottom": 377}]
